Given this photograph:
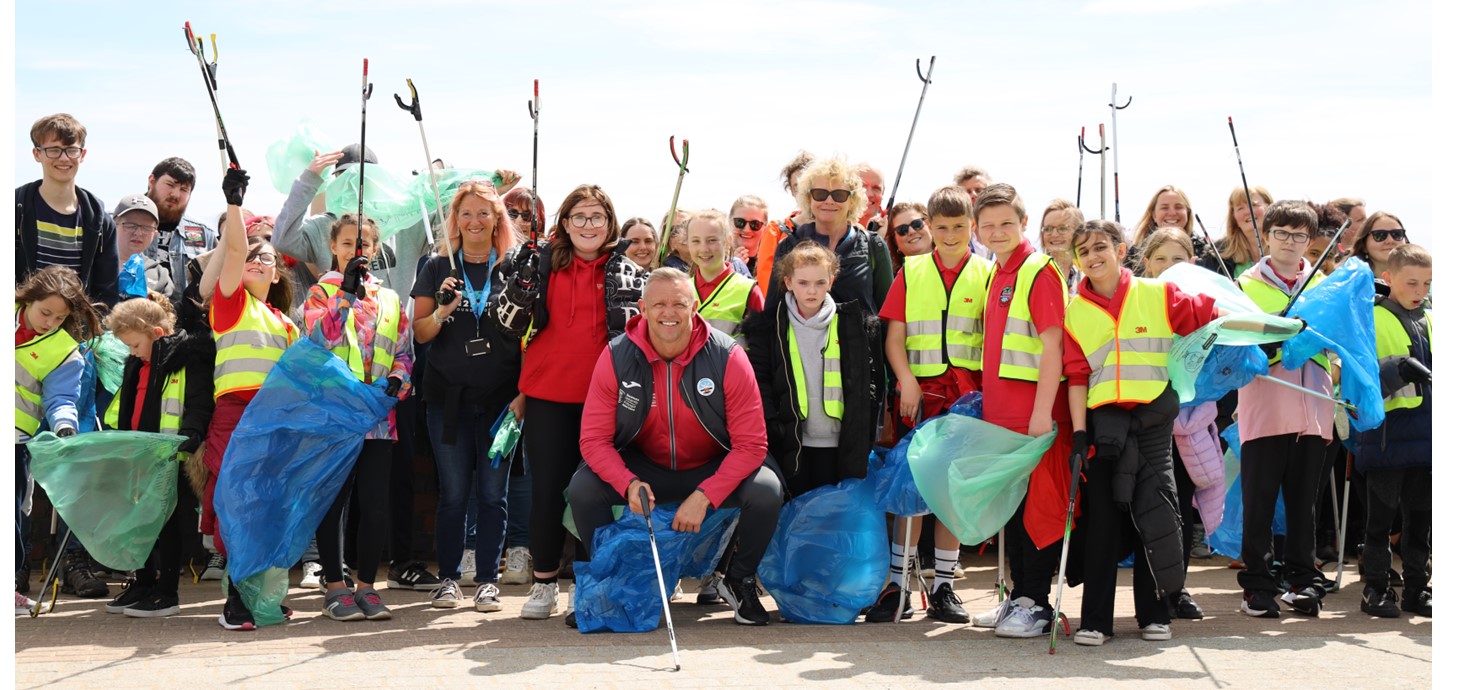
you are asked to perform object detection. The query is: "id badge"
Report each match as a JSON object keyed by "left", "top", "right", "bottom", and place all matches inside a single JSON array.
[{"left": 465, "top": 338, "right": 491, "bottom": 357}]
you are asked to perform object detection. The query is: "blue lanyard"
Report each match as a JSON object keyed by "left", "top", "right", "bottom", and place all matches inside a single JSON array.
[{"left": 458, "top": 249, "right": 496, "bottom": 319}]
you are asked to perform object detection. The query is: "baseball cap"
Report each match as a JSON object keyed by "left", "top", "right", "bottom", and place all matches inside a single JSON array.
[
  {"left": 113, "top": 194, "right": 159, "bottom": 223},
  {"left": 339, "top": 143, "right": 379, "bottom": 167}
]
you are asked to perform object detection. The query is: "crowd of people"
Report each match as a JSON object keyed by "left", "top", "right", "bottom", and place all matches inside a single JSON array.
[{"left": 14, "top": 110, "right": 1431, "bottom": 643}]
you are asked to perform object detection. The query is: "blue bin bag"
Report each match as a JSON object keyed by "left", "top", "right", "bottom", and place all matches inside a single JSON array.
[
  {"left": 1281, "top": 257, "right": 1384, "bottom": 432},
  {"left": 759, "top": 474, "right": 889, "bottom": 625}
]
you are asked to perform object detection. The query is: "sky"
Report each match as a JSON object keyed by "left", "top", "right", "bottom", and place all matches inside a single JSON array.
[{"left": 8, "top": 1, "right": 1437, "bottom": 251}]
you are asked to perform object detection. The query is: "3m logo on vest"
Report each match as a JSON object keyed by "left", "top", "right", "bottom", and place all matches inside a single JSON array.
[
  {"left": 1135, "top": 326, "right": 1147, "bottom": 334},
  {"left": 963, "top": 297, "right": 974, "bottom": 303},
  {"left": 696, "top": 378, "right": 715, "bottom": 397}
]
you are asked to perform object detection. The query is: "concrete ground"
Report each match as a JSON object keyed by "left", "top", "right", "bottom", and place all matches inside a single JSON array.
[{"left": 12, "top": 552, "right": 1431, "bottom": 688}]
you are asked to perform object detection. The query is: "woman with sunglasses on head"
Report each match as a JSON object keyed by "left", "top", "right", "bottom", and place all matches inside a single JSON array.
[
  {"left": 494, "top": 184, "right": 647, "bottom": 623},
  {"left": 884, "top": 201, "right": 933, "bottom": 273},
  {"left": 1038, "top": 199, "right": 1084, "bottom": 294},
  {"left": 730, "top": 195, "right": 771, "bottom": 276},
  {"left": 768, "top": 155, "right": 894, "bottom": 314},
  {"left": 1352, "top": 212, "right": 1409, "bottom": 280}
]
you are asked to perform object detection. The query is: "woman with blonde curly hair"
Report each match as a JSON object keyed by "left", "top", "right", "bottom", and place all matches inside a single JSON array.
[{"left": 768, "top": 156, "right": 893, "bottom": 313}]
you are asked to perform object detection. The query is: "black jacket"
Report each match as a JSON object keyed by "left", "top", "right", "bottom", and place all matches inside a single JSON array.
[
  {"left": 767, "top": 223, "right": 893, "bottom": 314},
  {"left": 492, "top": 240, "right": 646, "bottom": 343},
  {"left": 110, "top": 329, "right": 216, "bottom": 451},
  {"left": 15, "top": 181, "right": 120, "bottom": 307},
  {"left": 1356, "top": 299, "right": 1432, "bottom": 473},
  {"left": 740, "top": 297, "right": 884, "bottom": 485}
]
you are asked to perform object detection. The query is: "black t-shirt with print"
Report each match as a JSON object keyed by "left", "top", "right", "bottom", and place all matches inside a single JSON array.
[{"left": 411, "top": 254, "right": 520, "bottom": 406}]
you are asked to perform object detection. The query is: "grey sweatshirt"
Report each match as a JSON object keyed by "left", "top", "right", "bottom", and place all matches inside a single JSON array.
[{"left": 786, "top": 293, "right": 840, "bottom": 448}]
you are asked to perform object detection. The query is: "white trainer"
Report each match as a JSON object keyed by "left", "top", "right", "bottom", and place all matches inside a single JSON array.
[{"left": 521, "top": 581, "right": 559, "bottom": 619}]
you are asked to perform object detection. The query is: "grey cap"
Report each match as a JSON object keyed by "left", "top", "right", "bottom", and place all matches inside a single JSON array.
[
  {"left": 340, "top": 143, "right": 379, "bottom": 167},
  {"left": 113, "top": 194, "right": 159, "bottom": 223}
]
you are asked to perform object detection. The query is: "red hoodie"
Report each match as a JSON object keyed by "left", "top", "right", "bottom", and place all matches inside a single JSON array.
[{"left": 579, "top": 313, "right": 768, "bottom": 507}]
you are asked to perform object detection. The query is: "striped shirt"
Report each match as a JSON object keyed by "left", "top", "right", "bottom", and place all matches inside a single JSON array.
[{"left": 33, "top": 200, "right": 84, "bottom": 274}]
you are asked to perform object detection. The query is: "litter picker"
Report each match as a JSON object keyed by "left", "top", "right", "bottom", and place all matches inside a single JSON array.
[
  {"left": 657, "top": 137, "right": 691, "bottom": 265},
  {"left": 1227, "top": 116, "right": 1265, "bottom": 257},
  {"left": 1193, "top": 214, "right": 1233, "bottom": 281},
  {"left": 182, "top": 22, "right": 239, "bottom": 173},
  {"left": 1109, "top": 84, "right": 1132, "bottom": 223},
  {"left": 1049, "top": 435, "right": 1082, "bottom": 654},
  {"left": 1280, "top": 219, "right": 1350, "bottom": 317},
  {"left": 527, "top": 80, "right": 541, "bottom": 245},
  {"left": 880, "top": 56, "right": 937, "bottom": 232},
  {"left": 394, "top": 78, "right": 455, "bottom": 275},
  {"left": 639, "top": 487, "right": 682, "bottom": 671}
]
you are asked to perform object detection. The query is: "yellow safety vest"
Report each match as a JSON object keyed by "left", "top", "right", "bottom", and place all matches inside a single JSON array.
[
  {"left": 104, "top": 367, "right": 187, "bottom": 435},
  {"left": 1066, "top": 278, "right": 1174, "bottom": 408},
  {"left": 318, "top": 282, "right": 402, "bottom": 383},
  {"left": 697, "top": 272, "right": 756, "bottom": 336},
  {"left": 787, "top": 312, "right": 843, "bottom": 420},
  {"left": 1238, "top": 273, "right": 1332, "bottom": 374},
  {"left": 903, "top": 253, "right": 991, "bottom": 377},
  {"left": 992, "top": 253, "right": 1067, "bottom": 382},
  {"left": 14, "top": 313, "right": 83, "bottom": 437},
  {"left": 211, "top": 290, "right": 297, "bottom": 399},
  {"left": 1374, "top": 306, "right": 1431, "bottom": 412}
]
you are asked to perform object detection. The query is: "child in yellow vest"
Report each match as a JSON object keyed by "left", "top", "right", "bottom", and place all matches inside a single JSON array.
[
  {"left": 686, "top": 209, "right": 765, "bottom": 337},
  {"left": 100, "top": 294, "right": 215, "bottom": 618},
  {"left": 303, "top": 214, "right": 411, "bottom": 623}
]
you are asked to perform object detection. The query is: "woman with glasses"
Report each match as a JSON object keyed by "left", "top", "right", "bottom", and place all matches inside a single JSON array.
[
  {"left": 884, "top": 201, "right": 933, "bottom": 272},
  {"left": 768, "top": 156, "right": 894, "bottom": 314},
  {"left": 503, "top": 187, "right": 547, "bottom": 245},
  {"left": 493, "top": 184, "right": 646, "bottom": 623},
  {"left": 1352, "top": 212, "right": 1409, "bottom": 279},
  {"left": 1037, "top": 199, "right": 1084, "bottom": 294}
]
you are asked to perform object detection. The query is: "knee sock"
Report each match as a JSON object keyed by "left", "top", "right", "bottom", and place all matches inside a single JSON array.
[
  {"left": 889, "top": 542, "right": 910, "bottom": 589},
  {"left": 934, "top": 548, "right": 960, "bottom": 591}
]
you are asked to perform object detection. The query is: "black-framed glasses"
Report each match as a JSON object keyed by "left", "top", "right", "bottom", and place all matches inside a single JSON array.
[
  {"left": 1269, "top": 229, "right": 1311, "bottom": 243},
  {"left": 37, "top": 146, "right": 83, "bottom": 160},
  {"left": 808, "top": 188, "right": 851, "bottom": 203},
  {"left": 1370, "top": 228, "right": 1408, "bottom": 243},
  {"left": 120, "top": 222, "right": 159, "bottom": 235},
  {"left": 893, "top": 218, "right": 926, "bottom": 236},
  {"left": 568, "top": 214, "right": 609, "bottom": 228},
  {"left": 732, "top": 217, "right": 765, "bottom": 232},
  {"left": 507, "top": 209, "right": 535, "bottom": 221},
  {"left": 246, "top": 251, "right": 278, "bottom": 266}
]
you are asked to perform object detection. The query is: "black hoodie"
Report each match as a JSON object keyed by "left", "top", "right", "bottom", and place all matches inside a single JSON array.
[
  {"left": 15, "top": 180, "right": 120, "bottom": 307},
  {"left": 110, "top": 329, "right": 216, "bottom": 451}
]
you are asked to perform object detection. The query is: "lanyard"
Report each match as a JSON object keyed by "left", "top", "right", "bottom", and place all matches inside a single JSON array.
[{"left": 458, "top": 249, "right": 496, "bottom": 320}]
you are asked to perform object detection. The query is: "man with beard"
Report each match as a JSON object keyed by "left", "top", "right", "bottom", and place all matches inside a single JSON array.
[{"left": 144, "top": 157, "right": 216, "bottom": 304}]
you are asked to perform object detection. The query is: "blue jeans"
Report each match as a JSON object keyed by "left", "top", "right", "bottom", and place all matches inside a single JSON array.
[
  {"left": 427, "top": 401, "right": 512, "bottom": 583},
  {"left": 505, "top": 444, "right": 532, "bottom": 549}
]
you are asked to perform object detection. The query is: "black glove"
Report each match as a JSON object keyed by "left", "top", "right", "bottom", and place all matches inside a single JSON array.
[
  {"left": 340, "top": 255, "right": 370, "bottom": 299},
  {"left": 1260, "top": 341, "right": 1281, "bottom": 360},
  {"left": 222, "top": 167, "right": 250, "bottom": 207},
  {"left": 178, "top": 435, "right": 202, "bottom": 455},
  {"left": 384, "top": 376, "right": 403, "bottom": 397},
  {"left": 1399, "top": 357, "right": 1432, "bottom": 386},
  {"left": 1070, "top": 430, "right": 1090, "bottom": 473},
  {"left": 55, "top": 427, "right": 76, "bottom": 438},
  {"left": 513, "top": 242, "right": 540, "bottom": 284}
]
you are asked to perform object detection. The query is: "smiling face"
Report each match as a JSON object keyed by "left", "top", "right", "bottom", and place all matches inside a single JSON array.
[
  {"left": 929, "top": 213, "right": 972, "bottom": 264},
  {"left": 891, "top": 208, "right": 931, "bottom": 257},
  {"left": 976, "top": 203, "right": 1027, "bottom": 263},
  {"left": 565, "top": 200, "right": 610, "bottom": 259},
  {"left": 22, "top": 295, "right": 70, "bottom": 335},
  {"left": 116, "top": 210, "right": 159, "bottom": 258},
  {"left": 686, "top": 218, "right": 728, "bottom": 278},
  {"left": 623, "top": 223, "right": 658, "bottom": 270},
  {"left": 1074, "top": 231, "right": 1127, "bottom": 286},
  {"left": 639, "top": 276, "right": 696, "bottom": 355},
  {"left": 731, "top": 206, "right": 768, "bottom": 256},
  {"left": 147, "top": 173, "right": 193, "bottom": 224},
  {"left": 1040, "top": 209, "right": 1077, "bottom": 254},
  {"left": 455, "top": 195, "right": 497, "bottom": 252},
  {"left": 1142, "top": 240, "right": 1193, "bottom": 279},
  {"left": 1154, "top": 191, "right": 1189, "bottom": 229},
  {"left": 1385, "top": 264, "right": 1431, "bottom": 310},
  {"left": 785, "top": 263, "right": 833, "bottom": 318},
  {"left": 242, "top": 242, "right": 281, "bottom": 295},
  {"left": 32, "top": 135, "right": 84, "bottom": 185},
  {"left": 330, "top": 224, "right": 379, "bottom": 272},
  {"left": 1233, "top": 199, "right": 1268, "bottom": 237},
  {"left": 118, "top": 326, "right": 165, "bottom": 362},
  {"left": 1364, "top": 216, "right": 1407, "bottom": 265},
  {"left": 807, "top": 175, "right": 850, "bottom": 227},
  {"left": 859, "top": 169, "right": 885, "bottom": 214}
]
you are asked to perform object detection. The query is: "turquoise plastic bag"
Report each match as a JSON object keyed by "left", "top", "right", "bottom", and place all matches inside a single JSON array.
[
  {"left": 26, "top": 430, "right": 184, "bottom": 570},
  {"left": 907, "top": 414, "right": 1056, "bottom": 544},
  {"left": 1169, "top": 313, "right": 1302, "bottom": 404},
  {"left": 323, "top": 163, "right": 418, "bottom": 239},
  {"left": 265, "top": 120, "right": 334, "bottom": 194},
  {"left": 759, "top": 474, "right": 888, "bottom": 624},
  {"left": 1281, "top": 257, "right": 1383, "bottom": 432},
  {"left": 487, "top": 408, "right": 521, "bottom": 468},
  {"left": 573, "top": 506, "right": 739, "bottom": 633}
]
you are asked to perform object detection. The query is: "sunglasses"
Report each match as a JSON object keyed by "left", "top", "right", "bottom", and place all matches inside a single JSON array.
[
  {"left": 732, "top": 217, "right": 765, "bottom": 232},
  {"left": 1369, "top": 229, "right": 1408, "bottom": 243},
  {"left": 892, "top": 218, "right": 926, "bottom": 236},
  {"left": 808, "top": 188, "right": 852, "bottom": 203},
  {"left": 506, "top": 209, "right": 535, "bottom": 221}
]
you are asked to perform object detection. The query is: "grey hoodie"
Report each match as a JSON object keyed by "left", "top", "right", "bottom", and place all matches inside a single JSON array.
[{"left": 785, "top": 293, "right": 840, "bottom": 448}]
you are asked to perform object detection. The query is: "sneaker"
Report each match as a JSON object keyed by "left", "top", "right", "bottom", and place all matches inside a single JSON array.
[
  {"left": 927, "top": 583, "right": 971, "bottom": 624},
  {"left": 1191, "top": 544, "right": 1213, "bottom": 559},
  {"left": 299, "top": 561, "right": 322, "bottom": 588},
  {"left": 973, "top": 598, "right": 1015, "bottom": 629},
  {"left": 460, "top": 549, "right": 477, "bottom": 579},
  {"left": 500, "top": 548, "right": 531, "bottom": 586},
  {"left": 1401, "top": 587, "right": 1432, "bottom": 617},
  {"left": 1074, "top": 629, "right": 1110, "bottom": 646},
  {"left": 864, "top": 582, "right": 913, "bottom": 623},
  {"left": 565, "top": 610, "right": 577, "bottom": 629},
  {"left": 430, "top": 579, "right": 462, "bottom": 609},
  {"left": 123, "top": 591, "right": 180, "bottom": 618},
  {"left": 322, "top": 588, "right": 367, "bottom": 621},
  {"left": 218, "top": 595, "right": 256, "bottom": 631},
  {"left": 670, "top": 581, "right": 684, "bottom": 602},
  {"left": 354, "top": 587, "right": 392, "bottom": 620},
  {"left": 716, "top": 575, "right": 770, "bottom": 626},
  {"left": 1169, "top": 590, "right": 1204, "bottom": 620},
  {"left": 1281, "top": 585, "right": 1323, "bottom": 617},
  {"left": 280, "top": 603, "right": 294, "bottom": 619},
  {"left": 1141, "top": 623, "right": 1172, "bottom": 641},
  {"left": 697, "top": 573, "right": 724, "bottom": 605},
  {"left": 318, "top": 566, "right": 354, "bottom": 593},
  {"left": 473, "top": 583, "right": 502, "bottom": 613},
  {"left": 521, "top": 581, "right": 560, "bottom": 619},
  {"left": 61, "top": 556, "right": 109, "bottom": 598},
  {"left": 563, "top": 584, "right": 576, "bottom": 627},
  {"left": 15, "top": 592, "right": 50, "bottom": 616},
  {"left": 105, "top": 582, "right": 152, "bottom": 614},
  {"left": 1241, "top": 589, "right": 1280, "bottom": 618},
  {"left": 16, "top": 562, "right": 30, "bottom": 595},
  {"left": 387, "top": 561, "right": 442, "bottom": 591},
  {"left": 1361, "top": 586, "right": 1401, "bottom": 618},
  {"left": 995, "top": 597, "right": 1053, "bottom": 638},
  {"left": 952, "top": 562, "right": 966, "bottom": 580},
  {"left": 200, "top": 553, "right": 227, "bottom": 581}
]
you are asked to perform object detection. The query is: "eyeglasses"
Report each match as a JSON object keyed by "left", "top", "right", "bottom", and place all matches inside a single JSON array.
[
  {"left": 506, "top": 209, "right": 535, "bottom": 221},
  {"left": 1269, "top": 229, "right": 1311, "bottom": 243},
  {"left": 120, "top": 222, "right": 158, "bottom": 235},
  {"left": 1041, "top": 225, "right": 1075, "bottom": 235},
  {"left": 37, "top": 146, "right": 83, "bottom": 160},
  {"left": 246, "top": 252, "right": 277, "bottom": 266},
  {"left": 732, "top": 217, "right": 765, "bottom": 232},
  {"left": 808, "top": 188, "right": 852, "bottom": 203},
  {"left": 892, "top": 218, "right": 926, "bottom": 237},
  {"left": 568, "top": 214, "right": 609, "bottom": 228},
  {"left": 1369, "top": 228, "right": 1408, "bottom": 243}
]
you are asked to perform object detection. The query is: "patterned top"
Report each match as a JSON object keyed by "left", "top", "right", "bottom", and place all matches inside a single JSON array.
[{"left": 304, "top": 272, "right": 413, "bottom": 440}]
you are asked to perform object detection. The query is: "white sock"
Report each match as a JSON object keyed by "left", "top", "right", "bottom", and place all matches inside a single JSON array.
[
  {"left": 934, "top": 548, "right": 959, "bottom": 591},
  {"left": 889, "top": 542, "right": 910, "bottom": 589}
]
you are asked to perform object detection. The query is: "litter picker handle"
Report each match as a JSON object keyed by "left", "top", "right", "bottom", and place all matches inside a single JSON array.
[
  {"left": 638, "top": 486, "right": 653, "bottom": 516},
  {"left": 394, "top": 78, "right": 422, "bottom": 121},
  {"left": 917, "top": 55, "right": 935, "bottom": 83},
  {"left": 670, "top": 136, "right": 689, "bottom": 172}
]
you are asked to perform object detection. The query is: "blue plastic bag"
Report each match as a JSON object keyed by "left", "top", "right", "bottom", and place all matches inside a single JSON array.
[
  {"left": 1281, "top": 258, "right": 1383, "bottom": 432},
  {"left": 873, "top": 428, "right": 931, "bottom": 518},
  {"left": 119, "top": 254, "right": 148, "bottom": 299},
  {"left": 1181, "top": 344, "right": 1269, "bottom": 406},
  {"left": 573, "top": 506, "right": 739, "bottom": 633},
  {"left": 1205, "top": 423, "right": 1287, "bottom": 558},
  {"left": 759, "top": 474, "right": 889, "bottom": 625},
  {"left": 214, "top": 338, "right": 395, "bottom": 624}
]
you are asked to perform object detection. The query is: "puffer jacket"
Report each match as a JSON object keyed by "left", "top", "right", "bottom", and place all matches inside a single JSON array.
[
  {"left": 493, "top": 240, "right": 646, "bottom": 343},
  {"left": 109, "top": 328, "right": 216, "bottom": 450},
  {"left": 1355, "top": 299, "right": 1432, "bottom": 472},
  {"left": 1172, "top": 401, "right": 1225, "bottom": 537}
]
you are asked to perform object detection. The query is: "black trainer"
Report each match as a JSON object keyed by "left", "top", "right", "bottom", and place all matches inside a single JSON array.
[
  {"left": 104, "top": 582, "right": 152, "bottom": 614},
  {"left": 864, "top": 582, "right": 913, "bottom": 623},
  {"left": 716, "top": 575, "right": 770, "bottom": 626},
  {"left": 61, "top": 554, "right": 109, "bottom": 599},
  {"left": 1241, "top": 589, "right": 1279, "bottom": 618},
  {"left": 927, "top": 583, "right": 970, "bottom": 624},
  {"left": 16, "top": 561, "right": 30, "bottom": 595},
  {"left": 218, "top": 594, "right": 256, "bottom": 631},
  {"left": 1361, "top": 586, "right": 1400, "bottom": 618},
  {"left": 1283, "top": 585, "right": 1324, "bottom": 617},
  {"left": 1169, "top": 590, "right": 1205, "bottom": 620},
  {"left": 1401, "top": 587, "right": 1432, "bottom": 617},
  {"left": 696, "top": 573, "right": 724, "bottom": 605},
  {"left": 387, "top": 561, "right": 442, "bottom": 592},
  {"left": 123, "top": 591, "right": 181, "bottom": 618}
]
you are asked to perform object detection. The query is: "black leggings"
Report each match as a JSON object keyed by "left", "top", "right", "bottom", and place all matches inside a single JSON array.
[
  {"left": 1172, "top": 444, "right": 1196, "bottom": 572},
  {"left": 133, "top": 464, "right": 201, "bottom": 596},
  {"left": 316, "top": 440, "right": 392, "bottom": 585},
  {"left": 524, "top": 397, "right": 587, "bottom": 576},
  {"left": 389, "top": 393, "right": 419, "bottom": 565}
]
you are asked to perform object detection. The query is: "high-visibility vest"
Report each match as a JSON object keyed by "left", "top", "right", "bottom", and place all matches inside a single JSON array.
[
  {"left": 1066, "top": 277, "right": 1174, "bottom": 408},
  {"left": 104, "top": 367, "right": 187, "bottom": 434},
  {"left": 697, "top": 272, "right": 756, "bottom": 336},
  {"left": 787, "top": 312, "right": 844, "bottom": 420},
  {"left": 903, "top": 253, "right": 991, "bottom": 376},
  {"left": 211, "top": 290, "right": 297, "bottom": 399},
  {"left": 992, "top": 253, "right": 1067, "bottom": 382},
  {"left": 317, "top": 282, "right": 402, "bottom": 383},
  {"left": 1238, "top": 273, "right": 1332, "bottom": 374},
  {"left": 1374, "top": 305, "right": 1431, "bottom": 412},
  {"left": 14, "top": 312, "right": 82, "bottom": 437}
]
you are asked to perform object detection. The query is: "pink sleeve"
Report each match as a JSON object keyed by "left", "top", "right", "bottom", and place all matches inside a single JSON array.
[
  {"left": 696, "top": 346, "right": 770, "bottom": 507},
  {"left": 579, "top": 347, "right": 637, "bottom": 499},
  {"left": 302, "top": 284, "right": 351, "bottom": 346}
]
